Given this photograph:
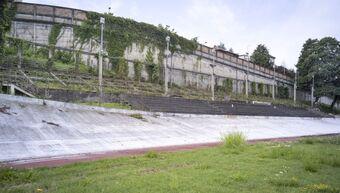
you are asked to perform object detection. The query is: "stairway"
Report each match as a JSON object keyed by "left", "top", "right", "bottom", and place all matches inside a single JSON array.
[{"left": 123, "top": 95, "right": 327, "bottom": 117}]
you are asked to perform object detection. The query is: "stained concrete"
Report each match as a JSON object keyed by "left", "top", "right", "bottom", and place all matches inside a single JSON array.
[{"left": 0, "top": 94, "right": 339, "bottom": 163}]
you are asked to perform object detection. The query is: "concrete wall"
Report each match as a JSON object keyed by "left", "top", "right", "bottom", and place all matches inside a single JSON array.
[{"left": 10, "top": 2, "right": 294, "bottom": 97}]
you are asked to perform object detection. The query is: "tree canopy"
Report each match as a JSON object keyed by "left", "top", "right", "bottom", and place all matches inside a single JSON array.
[
  {"left": 0, "top": 0, "right": 16, "bottom": 57},
  {"left": 250, "top": 44, "right": 273, "bottom": 68},
  {"left": 296, "top": 37, "right": 340, "bottom": 109}
]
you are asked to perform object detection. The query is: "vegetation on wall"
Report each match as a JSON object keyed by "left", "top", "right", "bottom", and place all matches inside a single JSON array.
[
  {"left": 277, "top": 86, "right": 289, "bottom": 99},
  {"left": 251, "top": 82, "right": 256, "bottom": 95},
  {"left": 222, "top": 78, "right": 233, "bottom": 94},
  {"left": 145, "top": 48, "right": 159, "bottom": 83},
  {"left": 73, "top": 12, "right": 198, "bottom": 68},
  {"left": 267, "top": 84, "right": 272, "bottom": 97},
  {"left": 242, "top": 81, "right": 246, "bottom": 94},
  {"left": 115, "top": 58, "right": 128, "bottom": 79},
  {"left": 48, "top": 24, "right": 62, "bottom": 46},
  {"left": 133, "top": 60, "right": 142, "bottom": 82},
  {"left": 0, "top": 0, "right": 16, "bottom": 58},
  {"left": 258, "top": 83, "right": 264, "bottom": 96},
  {"left": 54, "top": 50, "right": 73, "bottom": 64}
]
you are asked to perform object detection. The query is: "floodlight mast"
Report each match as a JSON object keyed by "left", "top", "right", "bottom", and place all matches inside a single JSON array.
[
  {"left": 99, "top": 17, "right": 105, "bottom": 101},
  {"left": 164, "top": 36, "right": 170, "bottom": 95},
  {"left": 210, "top": 48, "right": 216, "bottom": 101}
]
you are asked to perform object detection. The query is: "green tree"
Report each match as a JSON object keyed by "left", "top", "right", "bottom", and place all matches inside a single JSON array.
[
  {"left": 145, "top": 48, "right": 159, "bottom": 83},
  {"left": 0, "top": 0, "right": 15, "bottom": 59},
  {"left": 296, "top": 37, "right": 340, "bottom": 109},
  {"left": 250, "top": 44, "right": 273, "bottom": 68}
]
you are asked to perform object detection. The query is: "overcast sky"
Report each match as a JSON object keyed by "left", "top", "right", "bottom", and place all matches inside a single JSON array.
[{"left": 25, "top": 0, "right": 340, "bottom": 69}]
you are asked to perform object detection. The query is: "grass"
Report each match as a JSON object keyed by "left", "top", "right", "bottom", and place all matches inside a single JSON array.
[
  {"left": 1, "top": 135, "right": 340, "bottom": 193},
  {"left": 79, "top": 101, "right": 132, "bottom": 110},
  {"left": 129, "top": 113, "right": 145, "bottom": 120},
  {"left": 222, "top": 132, "right": 246, "bottom": 149}
]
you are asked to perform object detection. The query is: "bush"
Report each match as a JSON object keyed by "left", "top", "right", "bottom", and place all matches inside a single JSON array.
[
  {"left": 133, "top": 60, "right": 143, "bottom": 81},
  {"left": 129, "top": 113, "right": 145, "bottom": 120},
  {"left": 115, "top": 58, "right": 129, "bottom": 79},
  {"left": 145, "top": 151, "right": 158, "bottom": 158},
  {"left": 54, "top": 50, "right": 73, "bottom": 64},
  {"left": 222, "top": 132, "right": 246, "bottom": 148}
]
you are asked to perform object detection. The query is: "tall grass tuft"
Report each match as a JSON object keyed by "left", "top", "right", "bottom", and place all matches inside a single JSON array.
[{"left": 222, "top": 132, "right": 247, "bottom": 149}]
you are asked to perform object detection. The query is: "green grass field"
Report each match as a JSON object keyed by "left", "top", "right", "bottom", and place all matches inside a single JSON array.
[{"left": 1, "top": 136, "right": 340, "bottom": 193}]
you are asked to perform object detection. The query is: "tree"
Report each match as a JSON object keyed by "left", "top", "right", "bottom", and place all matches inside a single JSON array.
[
  {"left": 0, "top": 0, "right": 15, "bottom": 58},
  {"left": 296, "top": 37, "right": 340, "bottom": 109},
  {"left": 250, "top": 44, "right": 273, "bottom": 68}
]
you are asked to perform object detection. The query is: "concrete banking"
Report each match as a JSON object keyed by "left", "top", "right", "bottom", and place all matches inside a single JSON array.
[{"left": 0, "top": 94, "right": 339, "bottom": 164}]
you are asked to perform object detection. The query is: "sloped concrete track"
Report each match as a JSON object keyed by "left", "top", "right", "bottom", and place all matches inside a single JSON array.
[{"left": 0, "top": 94, "right": 339, "bottom": 167}]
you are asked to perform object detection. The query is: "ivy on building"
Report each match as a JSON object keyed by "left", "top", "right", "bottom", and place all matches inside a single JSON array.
[
  {"left": 0, "top": 0, "right": 16, "bottom": 58},
  {"left": 115, "top": 58, "right": 128, "bottom": 79},
  {"left": 73, "top": 12, "right": 198, "bottom": 69},
  {"left": 258, "top": 83, "right": 264, "bottom": 96},
  {"left": 222, "top": 78, "right": 233, "bottom": 94},
  {"left": 145, "top": 48, "right": 159, "bottom": 83},
  {"left": 251, "top": 82, "right": 256, "bottom": 95},
  {"left": 48, "top": 24, "right": 62, "bottom": 46},
  {"left": 278, "top": 86, "right": 289, "bottom": 99},
  {"left": 133, "top": 60, "right": 142, "bottom": 82}
]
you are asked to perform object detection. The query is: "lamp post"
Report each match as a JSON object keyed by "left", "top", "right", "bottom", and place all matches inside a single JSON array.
[
  {"left": 210, "top": 48, "right": 216, "bottom": 101},
  {"left": 311, "top": 74, "right": 315, "bottom": 107},
  {"left": 293, "top": 70, "right": 297, "bottom": 105},
  {"left": 245, "top": 53, "right": 249, "bottom": 98},
  {"left": 164, "top": 36, "right": 170, "bottom": 96},
  {"left": 272, "top": 65, "right": 276, "bottom": 100},
  {"left": 99, "top": 17, "right": 105, "bottom": 101}
]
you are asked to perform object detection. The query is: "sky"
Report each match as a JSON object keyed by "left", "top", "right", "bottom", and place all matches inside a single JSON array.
[{"left": 25, "top": 0, "right": 340, "bottom": 69}]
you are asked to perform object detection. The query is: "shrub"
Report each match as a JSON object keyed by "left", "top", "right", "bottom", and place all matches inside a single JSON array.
[
  {"left": 115, "top": 58, "right": 129, "bottom": 79},
  {"left": 54, "top": 50, "right": 73, "bottom": 64},
  {"left": 145, "top": 151, "right": 158, "bottom": 158},
  {"left": 222, "top": 132, "right": 246, "bottom": 149},
  {"left": 129, "top": 113, "right": 144, "bottom": 120},
  {"left": 133, "top": 60, "right": 143, "bottom": 81}
]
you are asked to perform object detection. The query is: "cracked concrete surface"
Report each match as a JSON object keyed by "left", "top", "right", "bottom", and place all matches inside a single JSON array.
[{"left": 0, "top": 94, "right": 339, "bottom": 163}]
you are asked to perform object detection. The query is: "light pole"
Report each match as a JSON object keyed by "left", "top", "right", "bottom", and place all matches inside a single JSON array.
[
  {"left": 164, "top": 36, "right": 170, "bottom": 96},
  {"left": 293, "top": 70, "right": 298, "bottom": 105},
  {"left": 311, "top": 74, "right": 315, "bottom": 107},
  {"left": 245, "top": 53, "right": 249, "bottom": 98},
  {"left": 99, "top": 17, "right": 105, "bottom": 101},
  {"left": 210, "top": 48, "right": 216, "bottom": 101},
  {"left": 272, "top": 65, "right": 276, "bottom": 100}
]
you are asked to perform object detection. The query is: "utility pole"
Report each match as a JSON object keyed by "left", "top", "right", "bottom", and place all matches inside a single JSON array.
[
  {"left": 99, "top": 17, "right": 105, "bottom": 101},
  {"left": 210, "top": 48, "right": 216, "bottom": 101},
  {"left": 272, "top": 65, "right": 276, "bottom": 100},
  {"left": 311, "top": 74, "right": 314, "bottom": 108},
  {"left": 293, "top": 70, "right": 297, "bottom": 105},
  {"left": 245, "top": 53, "right": 249, "bottom": 98},
  {"left": 164, "top": 36, "right": 170, "bottom": 96}
]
